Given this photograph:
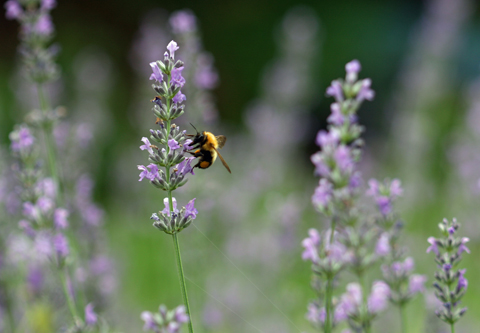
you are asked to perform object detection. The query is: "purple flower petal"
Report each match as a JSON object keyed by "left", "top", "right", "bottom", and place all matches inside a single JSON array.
[
  {"left": 184, "top": 198, "right": 198, "bottom": 219},
  {"left": 149, "top": 61, "right": 163, "bottom": 82},
  {"left": 85, "top": 303, "right": 98, "bottom": 326},
  {"left": 167, "top": 40, "right": 179, "bottom": 59},
  {"left": 140, "top": 137, "right": 154, "bottom": 154},
  {"left": 168, "top": 139, "right": 180, "bottom": 150}
]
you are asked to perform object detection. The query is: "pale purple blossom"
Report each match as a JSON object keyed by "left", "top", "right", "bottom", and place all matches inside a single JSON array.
[
  {"left": 175, "top": 157, "right": 195, "bottom": 176},
  {"left": 183, "top": 139, "right": 194, "bottom": 151},
  {"left": 5, "top": 0, "right": 22, "bottom": 20},
  {"left": 140, "top": 137, "right": 154, "bottom": 154},
  {"left": 37, "top": 196, "right": 54, "bottom": 213},
  {"left": 389, "top": 179, "right": 403, "bottom": 197},
  {"left": 162, "top": 197, "right": 178, "bottom": 216},
  {"left": 173, "top": 305, "right": 189, "bottom": 324},
  {"left": 458, "top": 237, "right": 470, "bottom": 255},
  {"left": 10, "top": 126, "right": 35, "bottom": 152},
  {"left": 457, "top": 269, "right": 468, "bottom": 292},
  {"left": 339, "top": 283, "right": 362, "bottom": 314},
  {"left": 23, "top": 202, "right": 39, "bottom": 220},
  {"left": 367, "top": 281, "right": 390, "bottom": 313},
  {"left": 34, "top": 14, "right": 54, "bottom": 36},
  {"left": 356, "top": 78, "right": 375, "bottom": 102},
  {"left": 326, "top": 80, "right": 344, "bottom": 102},
  {"left": 327, "top": 103, "right": 344, "bottom": 125},
  {"left": 85, "top": 303, "right": 98, "bottom": 326},
  {"left": 301, "top": 230, "right": 320, "bottom": 263},
  {"left": 171, "top": 66, "right": 186, "bottom": 88},
  {"left": 167, "top": 40, "right": 179, "bottom": 59},
  {"left": 168, "top": 139, "right": 180, "bottom": 150},
  {"left": 409, "top": 274, "right": 427, "bottom": 294},
  {"left": 334, "top": 145, "right": 353, "bottom": 173},
  {"left": 184, "top": 198, "right": 198, "bottom": 219},
  {"left": 306, "top": 303, "right": 324, "bottom": 324},
  {"left": 141, "top": 311, "right": 157, "bottom": 331},
  {"left": 36, "top": 178, "right": 56, "bottom": 198},
  {"left": 41, "top": 0, "right": 56, "bottom": 10},
  {"left": 375, "top": 233, "right": 391, "bottom": 257},
  {"left": 345, "top": 59, "right": 361, "bottom": 83},
  {"left": 315, "top": 129, "right": 339, "bottom": 148},
  {"left": 172, "top": 90, "right": 186, "bottom": 104},
  {"left": 170, "top": 10, "right": 197, "bottom": 34},
  {"left": 426, "top": 237, "right": 439, "bottom": 255},
  {"left": 149, "top": 61, "right": 163, "bottom": 82},
  {"left": 310, "top": 152, "right": 328, "bottom": 177},
  {"left": 137, "top": 164, "right": 160, "bottom": 182},
  {"left": 53, "top": 208, "right": 69, "bottom": 229},
  {"left": 53, "top": 233, "right": 69, "bottom": 258},
  {"left": 312, "top": 179, "right": 332, "bottom": 210}
]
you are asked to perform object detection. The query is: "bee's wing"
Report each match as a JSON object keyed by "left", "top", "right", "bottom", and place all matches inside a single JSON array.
[
  {"left": 213, "top": 147, "right": 231, "bottom": 173},
  {"left": 215, "top": 135, "right": 227, "bottom": 149}
]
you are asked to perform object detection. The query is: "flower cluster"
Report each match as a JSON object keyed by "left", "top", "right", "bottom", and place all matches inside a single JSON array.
[
  {"left": 366, "top": 179, "right": 403, "bottom": 218},
  {"left": 302, "top": 228, "right": 353, "bottom": 277},
  {"left": 5, "top": 0, "right": 59, "bottom": 83},
  {"left": 141, "top": 304, "right": 189, "bottom": 333},
  {"left": 336, "top": 281, "right": 390, "bottom": 330},
  {"left": 151, "top": 198, "right": 198, "bottom": 234},
  {"left": 427, "top": 218, "right": 469, "bottom": 326},
  {"left": 138, "top": 40, "right": 198, "bottom": 234},
  {"left": 311, "top": 60, "right": 374, "bottom": 215}
]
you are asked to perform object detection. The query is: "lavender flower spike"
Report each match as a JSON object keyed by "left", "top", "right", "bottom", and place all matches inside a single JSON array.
[
  {"left": 139, "top": 40, "right": 197, "bottom": 332},
  {"left": 428, "top": 218, "right": 469, "bottom": 328}
]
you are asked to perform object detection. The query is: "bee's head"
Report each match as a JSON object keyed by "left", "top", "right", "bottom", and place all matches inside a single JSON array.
[{"left": 188, "top": 123, "right": 204, "bottom": 144}]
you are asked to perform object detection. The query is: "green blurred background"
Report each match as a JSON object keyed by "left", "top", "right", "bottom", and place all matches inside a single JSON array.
[{"left": 2, "top": 0, "right": 480, "bottom": 332}]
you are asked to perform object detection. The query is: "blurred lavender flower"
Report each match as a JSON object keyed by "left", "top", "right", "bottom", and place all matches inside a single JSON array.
[
  {"left": 428, "top": 218, "right": 468, "bottom": 329},
  {"left": 141, "top": 304, "right": 189, "bottom": 333},
  {"left": 84, "top": 303, "right": 98, "bottom": 327},
  {"left": 170, "top": 9, "right": 219, "bottom": 124},
  {"left": 306, "top": 59, "right": 376, "bottom": 332}
]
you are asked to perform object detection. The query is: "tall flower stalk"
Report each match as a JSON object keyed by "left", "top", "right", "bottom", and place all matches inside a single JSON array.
[
  {"left": 138, "top": 40, "right": 198, "bottom": 333},
  {"left": 427, "top": 218, "right": 469, "bottom": 333},
  {"left": 305, "top": 60, "right": 374, "bottom": 332},
  {"left": 5, "top": 0, "right": 62, "bottom": 194},
  {"left": 367, "top": 179, "right": 426, "bottom": 332}
]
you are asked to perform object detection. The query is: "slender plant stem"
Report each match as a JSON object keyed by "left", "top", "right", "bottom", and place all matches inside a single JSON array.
[
  {"left": 172, "top": 233, "right": 194, "bottom": 333},
  {"left": 399, "top": 304, "right": 407, "bottom": 333},
  {"left": 450, "top": 323, "right": 455, "bottom": 333},
  {"left": 324, "top": 276, "right": 333, "bottom": 333},
  {"left": 59, "top": 266, "right": 81, "bottom": 325},
  {"left": 36, "top": 84, "right": 62, "bottom": 203},
  {"left": 324, "top": 217, "right": 337, "bottom": 332},
  {"left": 358, "top": 273, "right": 371, "bottom": 333},
  {"left": 164, "top": 76, "right": 193, "bottom": 333}
]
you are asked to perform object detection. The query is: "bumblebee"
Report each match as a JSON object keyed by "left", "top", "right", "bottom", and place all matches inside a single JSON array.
[{"left": 187, "top": 124, "right": 231, "bottom": 173}]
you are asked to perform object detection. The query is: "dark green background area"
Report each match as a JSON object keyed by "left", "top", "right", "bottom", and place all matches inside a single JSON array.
[{"left": 1, "top": 0, "right": 428, "bottom": 135}]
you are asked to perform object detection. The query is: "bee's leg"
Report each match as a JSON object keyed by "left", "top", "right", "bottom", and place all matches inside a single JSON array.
[{"left": 187, "top": 150, "right": 204, "bottom": 158}]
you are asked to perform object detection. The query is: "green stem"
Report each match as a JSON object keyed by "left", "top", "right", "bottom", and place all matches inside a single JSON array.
[
  {"left": 36, "top": 84, "right": 62, "bottom": 203},
  {"left": 399, "top": 304, "right": 407, "bottom": 333},
  {"left": 324, "top": 276, "right": 333, "bottom": 333},
  {"left": 358, "top": 273, "right": 371, "bottom": 333},
  {"left": 324, "top": 217, "right": 337, "bottom": 332},
  {"left": 172, "top": 233, "right": 194, "bottom": 333},
  {"left": 164, "top": 75, "right": 193, "bottom": 332},
  {"left": 450, "top": 322, "right": 455, "bottom": 333},
  {"left": 59, "top": 267, "right": 81, "bottom": 326}
]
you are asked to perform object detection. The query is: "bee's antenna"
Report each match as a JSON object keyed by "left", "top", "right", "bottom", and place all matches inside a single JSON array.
[{"left": 190, "top": 123, "right": 199, "bottom": 134}]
